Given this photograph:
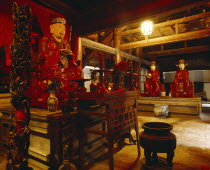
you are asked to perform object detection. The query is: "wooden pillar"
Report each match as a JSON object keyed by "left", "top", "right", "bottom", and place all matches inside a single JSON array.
[
  {"left": 113, "top": 26, "right": 126, "bottom": 64},
  {"left": 113, "top": 28, "right": 121, "bottom": 64},
  {"left": 136, "top": 47, "right": 142, "bottom": 92},
  {"left": 71, "top": 33, "right": 82, "bottom": 68},
  {"left": 175, "top": 22, "right": 179, "bottom": 34},
  {"left": 7, "top": 2, "right": 32, "bottom": 169}
]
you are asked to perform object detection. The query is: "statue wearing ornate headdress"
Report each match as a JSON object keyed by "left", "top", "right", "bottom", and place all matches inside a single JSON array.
[
  {"left": 144, "top": 61, "right": 165, "bottom": 97},
  {"left": 27, "top": 17, "right": 82, "bottom": 108},
  {"left": 170, "top": 59, "right": 194, "bottom": 98},
  {"left": 38, "top": 17, "right": 71, "bottom": 78}
]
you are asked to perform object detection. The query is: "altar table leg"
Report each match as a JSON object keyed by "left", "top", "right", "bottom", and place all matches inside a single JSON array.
[{"left": 144, "top": 150, "right": 152, "bottom": 165}]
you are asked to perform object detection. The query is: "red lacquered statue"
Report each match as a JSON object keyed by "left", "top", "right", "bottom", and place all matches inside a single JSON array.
[
  {"left": 170, "top": 59, "right": 194, "bottom": 98},
  {"left": 144, "top": 61, "right": 165, "bottom": 97},
  {"left": 26, "top": 17, "right": 82, "bottom": 108}
]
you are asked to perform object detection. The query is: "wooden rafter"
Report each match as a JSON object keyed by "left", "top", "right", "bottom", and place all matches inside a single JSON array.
[
  {"left": 81, "top": 38, "right": 150, "bottom": 64},
  {"left": 82, "top": 30, "right": 114, "bottom": 66},
  {"left": 141, "top": 45, "right": 210, "bottom": 58},
  {"left": 83, "top": 26, "right": 128, "bottom": 66},
  {"left": 122, "top": 11, "right": 210, "bottom": 36},
  {"left": 120, "top": 28, "right": 210, "bottom": 49}
]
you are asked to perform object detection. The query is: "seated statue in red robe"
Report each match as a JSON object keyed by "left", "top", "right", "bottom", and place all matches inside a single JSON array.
[
  {"left": 26, "top": 17, "right": 82, "bottom": 108},
  {"left": 170, "top": 59, "right": 194, "bottom": 98},
  {"left": 38, "top": 17, "right": 71, "bottom": 79},
  {"left": 144, "top": 61, "right": 165, "bottom": 97}
]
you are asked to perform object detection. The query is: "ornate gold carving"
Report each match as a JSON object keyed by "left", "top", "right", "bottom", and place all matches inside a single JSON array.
[{"left": 51, "top": 17, "right": 66, "bottom": 25}]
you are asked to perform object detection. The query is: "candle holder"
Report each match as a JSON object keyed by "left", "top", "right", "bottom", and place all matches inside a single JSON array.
[
  {"left": 125, "top": 60, "right": 138, "bottom": 91},
  {"left": 94, "top": 53, "right": 113, "bottom": 93},
  {"left": 96, "top": 69, "right": 109, "bottom": 93},
  {"left": 90, "top": 70, "right": 97, "bottom": 93}
]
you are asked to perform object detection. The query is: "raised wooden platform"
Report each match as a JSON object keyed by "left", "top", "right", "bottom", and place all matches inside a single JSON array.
[
  {"left": 137, "top": 96, "right": 201, "bottom": 115},
  {"left": 0, "top": 94, "right": 63, "bottom": 169},
  {"left": 0, "top": 91, "right": 140, "bottom": 169}
]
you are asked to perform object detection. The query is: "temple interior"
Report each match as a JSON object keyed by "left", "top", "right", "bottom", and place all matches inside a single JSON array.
[{"left": 0, "top": 0, "right": 210, "bottom": 170}]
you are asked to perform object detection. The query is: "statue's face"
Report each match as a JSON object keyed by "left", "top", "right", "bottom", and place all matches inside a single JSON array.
[
  {"left": 179, "top": 63, "right": 185, "bottom": 70},
  {"left": 151, "top": 65, "right": 156, "bottom": 71},
  {"left": 60, "top": 57, "right": 68, "bottom": 68},
  {"left": 50, "top": 23, "right": 66, "bottom": 40}
]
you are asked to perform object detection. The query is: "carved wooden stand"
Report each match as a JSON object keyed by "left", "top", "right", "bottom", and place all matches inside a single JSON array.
[
  {"left": 48, "top": 111, "right": 77, "bottom": 170},
  {"left": 7, "top": 2, "right": 32, "bottom": 170}
]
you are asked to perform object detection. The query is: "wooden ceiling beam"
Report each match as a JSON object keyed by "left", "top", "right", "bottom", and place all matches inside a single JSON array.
[
  {"left": 141, "top": 45, "right": 210, "bottom": 58},
  {"left": 81, "top": 38, "right": 148, "bottom": 64},
  {"left": 122, "top": 11, "right": 210, "bottom": 36},
  {"left": 120, "top": 28, "right": 210, "bottom": 49}
]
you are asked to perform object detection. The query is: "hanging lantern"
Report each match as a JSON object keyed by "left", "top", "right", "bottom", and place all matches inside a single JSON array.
[{"left": 141, "top": 20, "right": 154, "bottom": 36}]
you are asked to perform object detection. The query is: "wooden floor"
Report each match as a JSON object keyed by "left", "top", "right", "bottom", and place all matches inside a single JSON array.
[{"left": 1, "top": 110, "right": 210, "bottom": 170}]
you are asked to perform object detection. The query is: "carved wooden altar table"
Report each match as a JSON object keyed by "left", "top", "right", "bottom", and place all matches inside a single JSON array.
[{"left": 77, "top": 90, "right": 141, "bottom": 170}]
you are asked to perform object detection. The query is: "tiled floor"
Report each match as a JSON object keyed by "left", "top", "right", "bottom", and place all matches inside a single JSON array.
[{"left": 1, "top": 111, "right": 210, "bottom": 170}]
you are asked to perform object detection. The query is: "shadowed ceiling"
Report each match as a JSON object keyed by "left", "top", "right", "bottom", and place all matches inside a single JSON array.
[
  {"left": 33, "top": 0, "right": 203, "bottom": 35},
  {"left": 32, "top": 0, "right": 210, "bottom": 71}
]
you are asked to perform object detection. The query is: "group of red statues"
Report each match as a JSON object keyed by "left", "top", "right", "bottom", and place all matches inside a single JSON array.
[
  {"left": 144, "top": 59, "right": 194, "bottom": 98},
  {"left": 26, "top": 16, "right": 194, "bottom": 110}
]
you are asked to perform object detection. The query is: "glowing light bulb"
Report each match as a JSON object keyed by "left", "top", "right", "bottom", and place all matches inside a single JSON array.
[{"left": 141, "top": 20, "right": 154, "bottom": 36}]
